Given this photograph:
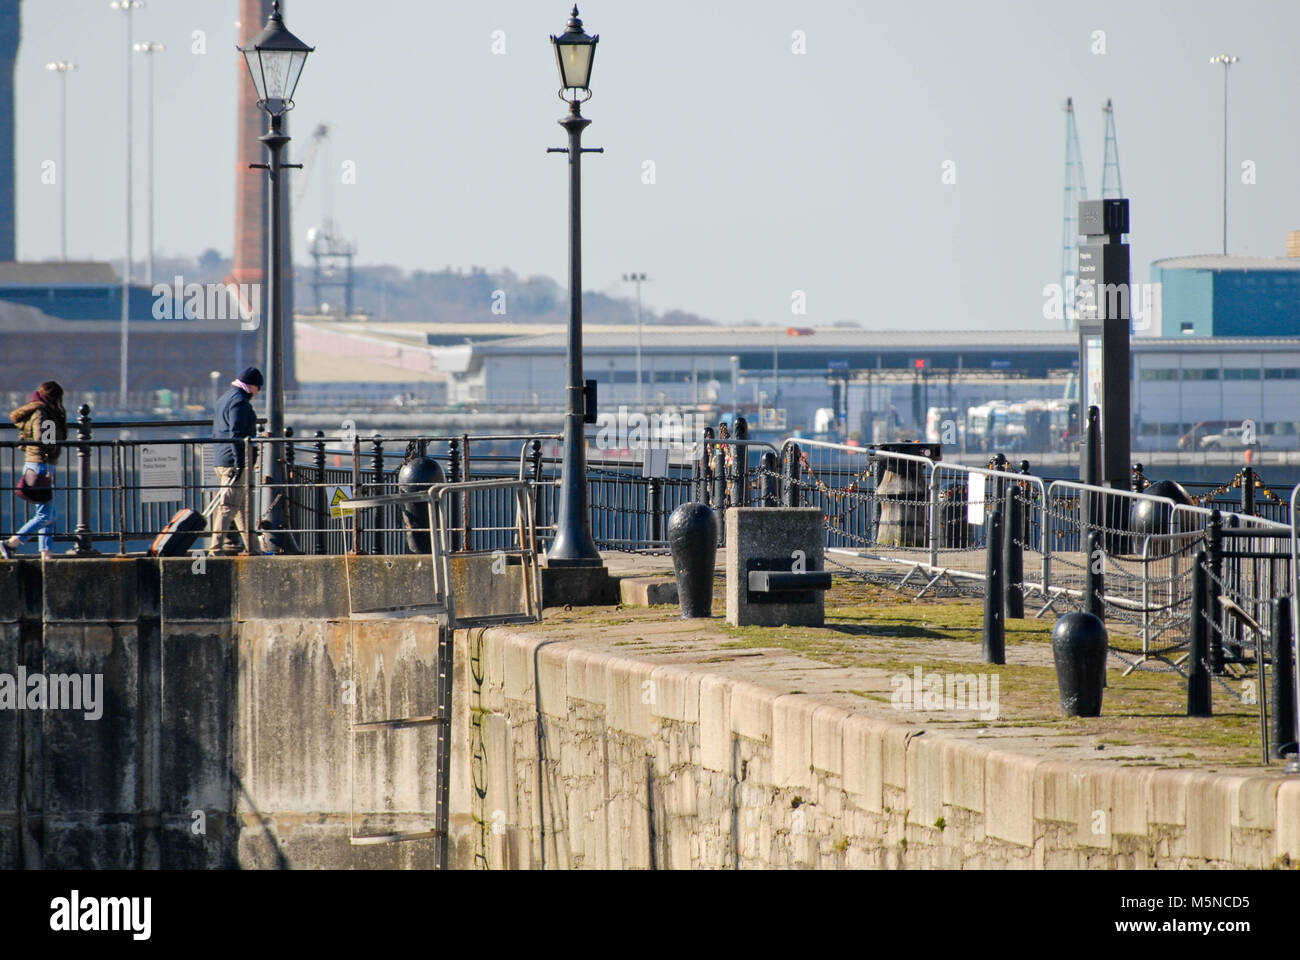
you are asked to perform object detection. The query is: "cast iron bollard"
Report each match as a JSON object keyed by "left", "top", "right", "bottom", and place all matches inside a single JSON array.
[
  {"left": 759, "top": 452, "right": 779, "bottom": 506},
  {"left": 1207, "top": 510, "right": 1224, "bottom": 673},
  {"left": 1003, "top": 480, "right": 1024, "bottom": 619},
  {"left": 71, "top": 403, "right": 97, "bottom": 555},
  {"left": 313, "top": 431, "right": 327, "bottom": 555},
  {"left": 1085, "top": 530, "right": 1105, "bottom": 621},
  {"left": 983, "top": 507, "right": 1005, "bottom": 664},
  {"left": 699, "top": 426, "right": 714, "bottom": 506},
  {"left": 447, "top": 438, "right": 461, "bottom": 552},
  {"left": 782, "top": 442, "right": 801, "bottom": 507},
  {"left": 371, "top": 438, "right": 385, "bottom": 555},
  {"left": 1051, "top": 611, "right": 1108, "bottom": 717},
  {"left": 1242, "top": 465, "right": 1255, "bottom": 516},
  {"left": 397, "top": 453, "right": 445, "bottom": 554},
  {"left": 529, "top": 439, "right": 544, "bottom": 534},
  {"left": 460, "top": 434, "right": 472, "bottom": 549},
  {"left": 1271, "top": 596, "right": 1297, "bottom": 758},
  {"left": 1131, "top": 462, "right": 1147, "bottom": 493},
  {"left": 1084, "top": 405, "right": 1101, "bottom": 530},
  {"left": 668, "top": 502, "right": 717, "bottom": 618},
  {"left": 648, "top": 476, "right": 663, "bottom": 542},
  {"left": 731, "top": 416, "right": 749, "bottom": 508},
  {"left": 1187, "top": 551, "right": 1213, "bottom": 717}
]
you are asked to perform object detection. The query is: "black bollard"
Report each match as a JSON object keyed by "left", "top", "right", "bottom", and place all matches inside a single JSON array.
[
  {"left": 1188, "top": 551, "right": 1213, "bottom": 717},
  {"left": 983, "top": 507, "right": 1005, "bottom": 664},
  {"left": 397, "top": 454, "right": 445, "bottom": 554},
  {"left": 1051, "top": 612, "right": 1108, "bottom": 717},
  {"left": 1271, "top": 596, "right": 1296, "bottom": 758},
  {"left": 1003, "top": 481, "right": 1024, "bottom": 619},
  {"left": 668, "top": 502, "right": 718, "bottom": 619}
]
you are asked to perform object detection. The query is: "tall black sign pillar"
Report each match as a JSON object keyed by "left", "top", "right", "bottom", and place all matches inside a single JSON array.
[{"left": 1076, "top": 199, "right": 1131, "bottom": 493}]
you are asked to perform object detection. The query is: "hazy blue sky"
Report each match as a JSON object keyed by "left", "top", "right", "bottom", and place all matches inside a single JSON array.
[{"left": 14, "top": 0, "right": 1300, "bottom": 330}]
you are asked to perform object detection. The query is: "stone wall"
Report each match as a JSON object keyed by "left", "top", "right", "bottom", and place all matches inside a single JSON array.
[
  {"left": 0, "top": 556, "right": 446, "bottom": 869},
  {"left": 6, "top": 555, "right": 1298, "bottom": 870},
  {"left": 459, "top": 626, "right": 1300, "bottom": 870}
]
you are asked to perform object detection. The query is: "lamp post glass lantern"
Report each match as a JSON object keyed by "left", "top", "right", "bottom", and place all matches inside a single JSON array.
[
  {"left": 240, "top": 0, "right": 313, "bottom": 553},
  {"left": 546, "top": 6, "right": 603, "bottom": 566}
]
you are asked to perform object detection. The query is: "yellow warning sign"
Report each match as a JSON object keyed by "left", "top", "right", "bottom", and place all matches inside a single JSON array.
[{"left": 329, "top": 485, "right": 355, "bottom": 519}]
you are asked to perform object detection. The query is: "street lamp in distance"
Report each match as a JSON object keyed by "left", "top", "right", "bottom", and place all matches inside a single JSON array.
[{"left": 544, "top": 6, "right": 604, "bottom": 569}]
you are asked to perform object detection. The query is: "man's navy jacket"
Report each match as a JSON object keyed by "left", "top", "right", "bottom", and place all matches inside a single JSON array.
[{"left": 213, "top": 386, "right": 257, "bottom": 469}]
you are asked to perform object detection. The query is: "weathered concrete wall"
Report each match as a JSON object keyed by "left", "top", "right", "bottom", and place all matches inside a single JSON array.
[
  {"left": 459, "top": 626, "right": 1300, "bottom": 870},
  {"left": 0, "top": 556, "right": 448, "bottom": 869},
  {"left": 7, "top": 555, "right": 1298, "bottom": 870}
]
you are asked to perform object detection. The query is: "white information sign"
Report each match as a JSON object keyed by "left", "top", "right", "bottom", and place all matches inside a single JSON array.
[
  {"left": 642, "top": 447, "right": 670, "bottom": 479},
  {"left": 140, "top": 445, "right": 183, "bottom": 504}
]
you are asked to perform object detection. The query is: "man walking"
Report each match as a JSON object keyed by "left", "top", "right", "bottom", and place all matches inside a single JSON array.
[{"left": 208, "top": 367, "right": 263, "bottom": 555}]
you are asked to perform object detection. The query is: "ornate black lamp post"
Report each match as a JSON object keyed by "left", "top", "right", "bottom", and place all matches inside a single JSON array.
[
  {"left": 240, "top": 1, "right": 312, "bottom": 553},
  {"left": 545, "top": 6, "right": 603, "bottom": 566}
]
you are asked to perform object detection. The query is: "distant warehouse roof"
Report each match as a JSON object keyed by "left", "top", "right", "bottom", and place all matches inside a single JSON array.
[
  {"left": 0, "top": 261, "right": 119, "bottom": 284},
  {"left": 1153, "top": 255, "right": 1300, "bottom": 272}
]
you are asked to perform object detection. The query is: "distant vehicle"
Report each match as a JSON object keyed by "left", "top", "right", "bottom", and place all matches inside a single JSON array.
[
  {"left": 1199, "top": 427, "right": 1267, "bottom": 451},
  {"left": 1178, "top": 420, "right": 1236, "bottom": 451}
]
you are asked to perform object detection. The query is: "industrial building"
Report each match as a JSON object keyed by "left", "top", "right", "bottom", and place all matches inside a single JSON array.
[{"left": 1151, "top": 252, "right": 1300, "bottom": 338}]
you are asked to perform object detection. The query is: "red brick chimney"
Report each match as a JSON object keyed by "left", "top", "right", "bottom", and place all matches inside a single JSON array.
[{"left": 230, "top": 0, "right": 296, "bottom": 390}]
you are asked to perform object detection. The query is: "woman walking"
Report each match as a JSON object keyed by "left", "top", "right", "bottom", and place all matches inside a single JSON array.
[{"left": 3, "top": 380, "right": 67, "bottom": 560}]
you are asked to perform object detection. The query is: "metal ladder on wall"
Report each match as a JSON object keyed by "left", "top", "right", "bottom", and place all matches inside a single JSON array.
[{"left": 340, "top": 479, "right": 541, "bottom": 867}]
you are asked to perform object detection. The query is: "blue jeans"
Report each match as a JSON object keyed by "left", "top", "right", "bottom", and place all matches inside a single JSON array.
[{"left": 15, "top": 464, "right": 56, "bottom": 552}]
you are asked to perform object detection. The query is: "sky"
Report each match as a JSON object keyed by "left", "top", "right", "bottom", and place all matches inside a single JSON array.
[{"left": 14, "top": 0, "right": 1300, "bottom": 331}]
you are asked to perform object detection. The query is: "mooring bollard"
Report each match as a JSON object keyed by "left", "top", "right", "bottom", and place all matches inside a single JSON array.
[
  {"left": 983, "top": 507, "right": 1005, "bottom": 664},
  {"left": 668, "top": 502, "right": 717, "bottom": 618},
  {"left": 397, "top": 453, "right": 444, "bottom": 554},
  {"left": 1003, "top": 480, "right": 1024, "bottom": 619},
  {"left": 1188, "top": 551, "right": 1213, "bottom": 717},
  {"left": 1271, "top": 596, "right": 1297, "bottom": 758},
  {"left": 1051, "top": 611, "right": 1108, "bottom": 717}
]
